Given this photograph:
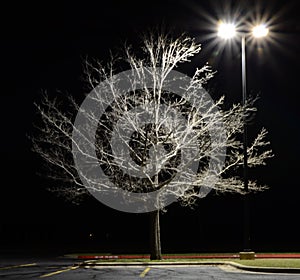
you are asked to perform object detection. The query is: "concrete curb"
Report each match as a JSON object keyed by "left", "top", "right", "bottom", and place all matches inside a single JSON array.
[
  {"left": 225, "top": 261, "right": 300, "bottom": 274},
  {"left": 80, "top": 260, "right": 300, "bottom": 274}
]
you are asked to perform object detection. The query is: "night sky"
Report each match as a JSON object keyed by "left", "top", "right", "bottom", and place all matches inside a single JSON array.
[{"left": 0, "top": 0, "right": 299, "bottom": 255}]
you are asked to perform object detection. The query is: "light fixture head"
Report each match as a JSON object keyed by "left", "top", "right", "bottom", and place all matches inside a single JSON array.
[
  {"left": 252, "top": 24, "right": 269, "bottom": 38},
  {"left": 217, "top": 22, "right": 236, "bottom": 39}
]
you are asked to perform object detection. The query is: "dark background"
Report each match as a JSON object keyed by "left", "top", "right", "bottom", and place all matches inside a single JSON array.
[{"left": 0, "top": 0, "right": 299, "bottom": 256}]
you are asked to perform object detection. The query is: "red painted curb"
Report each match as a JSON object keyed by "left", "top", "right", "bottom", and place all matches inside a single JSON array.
[{"left": 78, "top": 253, "right": 300, "bottom": 260}]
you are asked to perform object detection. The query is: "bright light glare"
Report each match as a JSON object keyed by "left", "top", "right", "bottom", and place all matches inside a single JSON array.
[
  {"left": 218, "top": 22, "right": 236, "bottom": 39},
  {"left": 252, "top": 24, "right": 269, "bottom": 38}
]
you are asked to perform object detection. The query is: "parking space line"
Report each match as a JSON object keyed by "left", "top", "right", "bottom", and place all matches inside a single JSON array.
[
  {"left": 140, "top": 267, "right": 151, "bottom": 277},
  {"left": 0, "top": 263, "right": 37, "bottom": 270},
  {"left": 39, "top": 266, "right": 78, "bottom": 278}
]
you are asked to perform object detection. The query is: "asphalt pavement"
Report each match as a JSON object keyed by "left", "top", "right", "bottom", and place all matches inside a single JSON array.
[
  {"left": 1, "top": 256, "right": 300, "bottom": 279},
  {"left": 1, "top": 263, "right": 300, "bottom": 279}
]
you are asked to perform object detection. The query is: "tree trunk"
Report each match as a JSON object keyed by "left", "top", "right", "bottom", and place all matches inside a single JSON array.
[{"left": 149, "top": 209, "right": 162, "bottom": 260}]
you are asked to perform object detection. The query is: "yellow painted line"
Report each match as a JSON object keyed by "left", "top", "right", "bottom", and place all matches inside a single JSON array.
[
  {"left": 140, "top": 267, "right": 151, "bottom": 278},
  {"left": 39, "top": 266, "right": 78, "bottom": 278},
  {"left": 0, "top": 263, "right": 37, "bottom": 270}
]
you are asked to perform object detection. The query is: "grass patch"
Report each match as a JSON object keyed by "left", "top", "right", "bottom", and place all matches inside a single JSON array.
[{"left": 234, "top": 259, "right": 300, "bottom": 268}]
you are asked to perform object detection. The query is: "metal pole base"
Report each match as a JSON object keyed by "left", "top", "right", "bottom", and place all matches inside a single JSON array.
[{"left": 239, "top": 251, "right": 256, "bottom": 260}]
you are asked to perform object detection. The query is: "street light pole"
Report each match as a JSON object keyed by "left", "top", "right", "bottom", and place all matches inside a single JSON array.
[
  {"left": 217, "top": 21, "right": 269, "bottom": 258},
  {"left": 241, "top": 34, "right": 250, "bottom": 252}
]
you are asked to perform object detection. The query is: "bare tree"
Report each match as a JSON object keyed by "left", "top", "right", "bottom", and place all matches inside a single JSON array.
[{"left": 31, "top": 33, "right": 273, "bottom": 260}]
